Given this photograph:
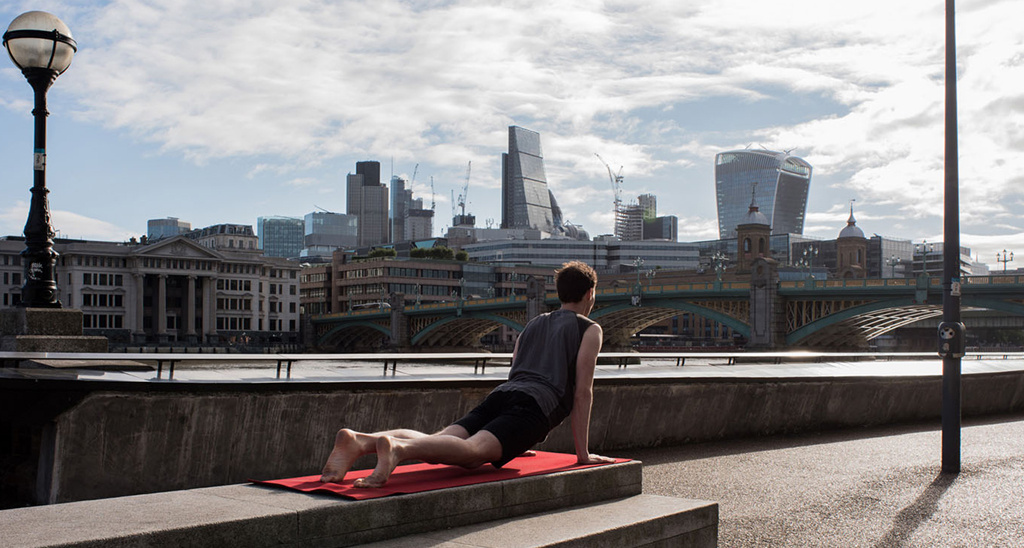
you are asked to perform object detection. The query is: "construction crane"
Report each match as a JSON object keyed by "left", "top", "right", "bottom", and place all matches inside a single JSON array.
[
  {"left": 458, "top": 161, "right": 470, "bottom": 217},
  {"left": 429, "top": 175, "right": 435, "bottom": 211},
  {"left": 410, "top": 163, "right": 419, "bottom": 185},
  {"left": 595, "top": 153, "right": 627, "bottom": 237},
  {"left": 452, "top": 161, "right": 475, "bottom": 227}
]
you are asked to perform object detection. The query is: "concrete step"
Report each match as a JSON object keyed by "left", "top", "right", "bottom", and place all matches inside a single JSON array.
[
  {"left": 362, "top": 494, "right": 718, "bottom": 548},
  {"left": 1, "top": 460, "right": 646, "bottom": 547}
]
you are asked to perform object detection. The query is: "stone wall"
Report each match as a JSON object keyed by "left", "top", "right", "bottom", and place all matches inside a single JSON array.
[{"left": 6, "top": 371, "right": 1024, "bottom": 505}]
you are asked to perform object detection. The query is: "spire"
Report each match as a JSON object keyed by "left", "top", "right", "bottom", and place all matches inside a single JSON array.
[
  {"left": 749, "top": 182, "right": 759, "bottom": 212},
  {"left": 838, "top": 198, "right": 865, "bottom": 239}
]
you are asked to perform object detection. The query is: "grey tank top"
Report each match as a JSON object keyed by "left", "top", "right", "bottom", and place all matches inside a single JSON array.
[{"left": 494, "top": 309, "right": 596, "bottom": 427}]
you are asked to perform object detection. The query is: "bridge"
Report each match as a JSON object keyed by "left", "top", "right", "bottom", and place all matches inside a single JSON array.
[{"left": 311, "top": 259, "right": 1024, "bottom": 351}]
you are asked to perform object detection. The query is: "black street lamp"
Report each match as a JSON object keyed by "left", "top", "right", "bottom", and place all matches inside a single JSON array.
[
  {"left": 3, "top": 11, "right": 76, "bottom": 308},
  {"left": 996, "top": 249, "right": 1014, "bottom": 273}
]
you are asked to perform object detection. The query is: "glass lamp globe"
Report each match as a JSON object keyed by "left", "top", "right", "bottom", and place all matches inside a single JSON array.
[{"left": 3, "top": 11, "right": 76, "bottom": 74}]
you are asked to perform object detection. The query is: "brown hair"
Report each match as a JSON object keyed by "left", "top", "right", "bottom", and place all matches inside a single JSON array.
[{"left": 555, "top": 261, "right": 597, "bottom": 303}]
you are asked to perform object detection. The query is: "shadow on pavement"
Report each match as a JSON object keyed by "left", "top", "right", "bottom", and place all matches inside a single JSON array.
[{"left": 873, "top": 473, "right": 958, "bottom": 548}]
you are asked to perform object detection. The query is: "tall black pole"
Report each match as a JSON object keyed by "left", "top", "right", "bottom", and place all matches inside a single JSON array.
[
  {"left": 18, "top": 67, "right": 62, "bottom": 308},
  {"left": 941, "top": 0, "right": 962, "bottom": 474}
]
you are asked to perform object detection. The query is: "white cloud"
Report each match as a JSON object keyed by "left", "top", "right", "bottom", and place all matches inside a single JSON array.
[
  {"left": 1, "top": 0, "right": 1020, "bottom": 247},
  {"left": 0, "top": 201, "right": 133, "bottom": 241}
]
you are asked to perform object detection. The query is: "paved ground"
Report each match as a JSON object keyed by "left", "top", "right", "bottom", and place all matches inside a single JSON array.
[{"left": 633, "top": 413, "right": 1024, "bottom": 547}]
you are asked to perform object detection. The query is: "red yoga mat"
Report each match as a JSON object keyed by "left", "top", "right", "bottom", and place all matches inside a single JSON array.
[{"left": 252, "top": 451, "right": 628, "bottom": 500}]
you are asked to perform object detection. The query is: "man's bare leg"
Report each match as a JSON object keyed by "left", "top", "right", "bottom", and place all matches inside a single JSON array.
[
  {"left": 320, "top": 428, "right": 430, "bottom": 483},
  {"left": 354, "top": 430, "right": 502, "bottom": 488}
]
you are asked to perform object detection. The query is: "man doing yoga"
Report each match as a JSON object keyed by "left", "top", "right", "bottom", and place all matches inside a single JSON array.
[{"left": 319, "top": 260, "right": 614, "bottom": 488}]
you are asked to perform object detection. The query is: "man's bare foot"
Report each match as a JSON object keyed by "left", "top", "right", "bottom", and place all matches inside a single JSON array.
[
  {"left": 354, "top": 436, "right": 403, "bottom": 488},
  {"left": 320, "top": 429, "right": 372, "bottom": 483}
]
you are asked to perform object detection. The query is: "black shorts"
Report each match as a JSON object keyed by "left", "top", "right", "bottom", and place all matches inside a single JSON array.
[{"left": 453, "top": 390, "right": 552, "bottom": 468}]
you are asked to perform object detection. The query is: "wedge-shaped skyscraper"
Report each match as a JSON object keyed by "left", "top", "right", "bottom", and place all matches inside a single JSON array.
[
  {"left": 715, "top": 150, "right": 812, "bottom": 239},
  {"left": 501, "top": 126, "right": 554, "bottom": 232}
]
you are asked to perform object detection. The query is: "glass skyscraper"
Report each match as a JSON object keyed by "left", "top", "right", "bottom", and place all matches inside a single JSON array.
[
  {"left": 501, "top": 126, "right": 554, "bottom": 232},
  {"left": 715, "top": 150, "right": 812, "bottom": 239}
]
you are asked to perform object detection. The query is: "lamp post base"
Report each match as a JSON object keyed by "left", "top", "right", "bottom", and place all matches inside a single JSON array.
[{"left": 0, "top": 308, "right": 107, "bottom": 352}]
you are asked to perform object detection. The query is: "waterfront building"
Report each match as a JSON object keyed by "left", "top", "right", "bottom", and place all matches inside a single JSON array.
[
  {"left": 501, "top": 126, "right": 555, "bottom": 232},
  {"left": 147, "top": 217, "right": 191, "bottom": 240},
  {"left": 302, "top": 211, "right": 358, "bottom": 259},
  {"left": 0, "top": 234, "right": 301, "bottom": 347},
  {"left": 299, "top": 263, "right": 332, "bottom": 316},
  {"left": 257, "top": 216, "right": 304, "bottom": 259},
  {"left": 347, "top": 161, "right": 390, "bottom": 246},
  {"left": 328, "top": 254, "right": 554, "bottom": 312},
  {"left": 715, "top": 149, "right": 812, "bottom": 239}
]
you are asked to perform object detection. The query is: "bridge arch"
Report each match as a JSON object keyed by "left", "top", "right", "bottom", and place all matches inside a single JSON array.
[
  {"left": 316, "top": 321, "right": 391, "bottom": 350},
  {"left": 411, "top": 312, "right": 526, "bottom": 347},
  {"left": 591, "top": 299, "right": 751, "bottom": 338},
  {"left": 787, "top": 295, "right": 1024, "bottom": 347}
]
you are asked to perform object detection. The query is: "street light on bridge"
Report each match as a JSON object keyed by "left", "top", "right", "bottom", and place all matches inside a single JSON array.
[
  {"left": 996, "top": 249, "right": 1014, "bottom": 273},
  {"left": 885, "top": 255, "right": 902, "bottom": 278},
  {"left": 916, "top": 240, "right": 934, "bottom": 278},
  {"left": 3, "top": 11, "right": 77, "bottom": 308}
]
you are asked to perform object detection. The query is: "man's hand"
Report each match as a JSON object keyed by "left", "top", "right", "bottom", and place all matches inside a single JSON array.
[{"left": 577, "top": 453, "right": 616, "bottom": 465}]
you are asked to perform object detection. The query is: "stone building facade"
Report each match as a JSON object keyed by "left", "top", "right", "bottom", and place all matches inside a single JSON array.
[{"left": 0, "top": 234, "right": 301, "bottom": 348}]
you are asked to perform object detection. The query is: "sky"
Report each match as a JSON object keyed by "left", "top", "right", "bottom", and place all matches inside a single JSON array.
[{"left": 0, "top": 0, "right": 1022, "bottom": 270}]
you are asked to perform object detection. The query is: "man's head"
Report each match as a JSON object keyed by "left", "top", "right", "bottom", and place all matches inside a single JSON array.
[{"left": 555, "top": 261, "right": 598, "bottom": 304}]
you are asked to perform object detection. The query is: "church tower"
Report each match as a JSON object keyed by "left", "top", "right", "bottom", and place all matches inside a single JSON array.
[
  {"left": 735, "top": 184, "right": 771, "bottom": 272},
  {"left": 835, "top": 202, "right": 868, "bottom": 278}
]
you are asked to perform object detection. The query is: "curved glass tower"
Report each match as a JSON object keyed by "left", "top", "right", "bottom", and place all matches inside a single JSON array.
[{"left": 715, "top": 150, "right": 812, "bottom": 239}]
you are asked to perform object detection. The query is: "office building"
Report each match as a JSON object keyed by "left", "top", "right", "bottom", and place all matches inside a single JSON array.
[
  {"left": 147, "top": 217, "right": 191, "bottom": 240},
  {"left": 501, "top": 126, "right": 555, "bottom": 232},
  {"left": 302, "top": 211, "right": 358, "bottom": 259},
  {"left": 347, "top": 161, "right": 390, "bottom": 246},
  {"left": 618, "top": 193, "right": 677, "bottom": 242},
  {"left": 391, "top": 175, "right": 435, "bottom": 241},
  {"left": 644, "top": 216, "right": 678, "bottom": 241},
  {"left": 257, "top": 216, "right": 304, "bottom": 259},
  {"left": 390, "top": 175, "right": 409, "bottom": 243},
  {"left": 406, "top": 208, "right": 434, "bottom": 241},
  {"left": 715, "top": 149, "right": 812, "bottom": 239},
  {"left": 462, "top": 236, "right": 700, "bottom": 272}
]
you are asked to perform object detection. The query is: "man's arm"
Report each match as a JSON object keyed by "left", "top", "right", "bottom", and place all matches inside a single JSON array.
[{"left": 570, "top": 323, "right": 615, "bottom": 464}]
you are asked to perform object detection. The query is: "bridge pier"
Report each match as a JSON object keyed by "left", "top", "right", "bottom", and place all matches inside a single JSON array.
[
  {"left": 526, "top": 275, "right": 547, "bottom": 323},
  {"left": 388, "top": 292, "right": 409, "bottom": 349},
  {"left": 749, "top": 258, "right": 785, "bottom": 349}
]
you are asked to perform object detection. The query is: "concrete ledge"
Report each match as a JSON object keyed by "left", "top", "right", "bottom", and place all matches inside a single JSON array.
[
  {"left": 0, "top": 460, "right": 642, "bottom": 548},
  {"left": 5, "top": 368, "right": 1024, "bottom": 505},
  {"left": 362, "top": 494, "right": 719, "bottom": 548}
]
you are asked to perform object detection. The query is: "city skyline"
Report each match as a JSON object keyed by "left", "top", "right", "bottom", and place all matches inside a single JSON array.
[{"left": 0, "top": 1, "right": 1021, "bottom": 268}]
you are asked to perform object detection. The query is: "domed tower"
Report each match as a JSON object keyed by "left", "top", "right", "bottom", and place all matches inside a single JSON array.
[
  {"left": 836, "top": 202, "right": 868, "bottom": 278},
  {"left": 736, "top": 184, "right": 771, "bottom": 272}
]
